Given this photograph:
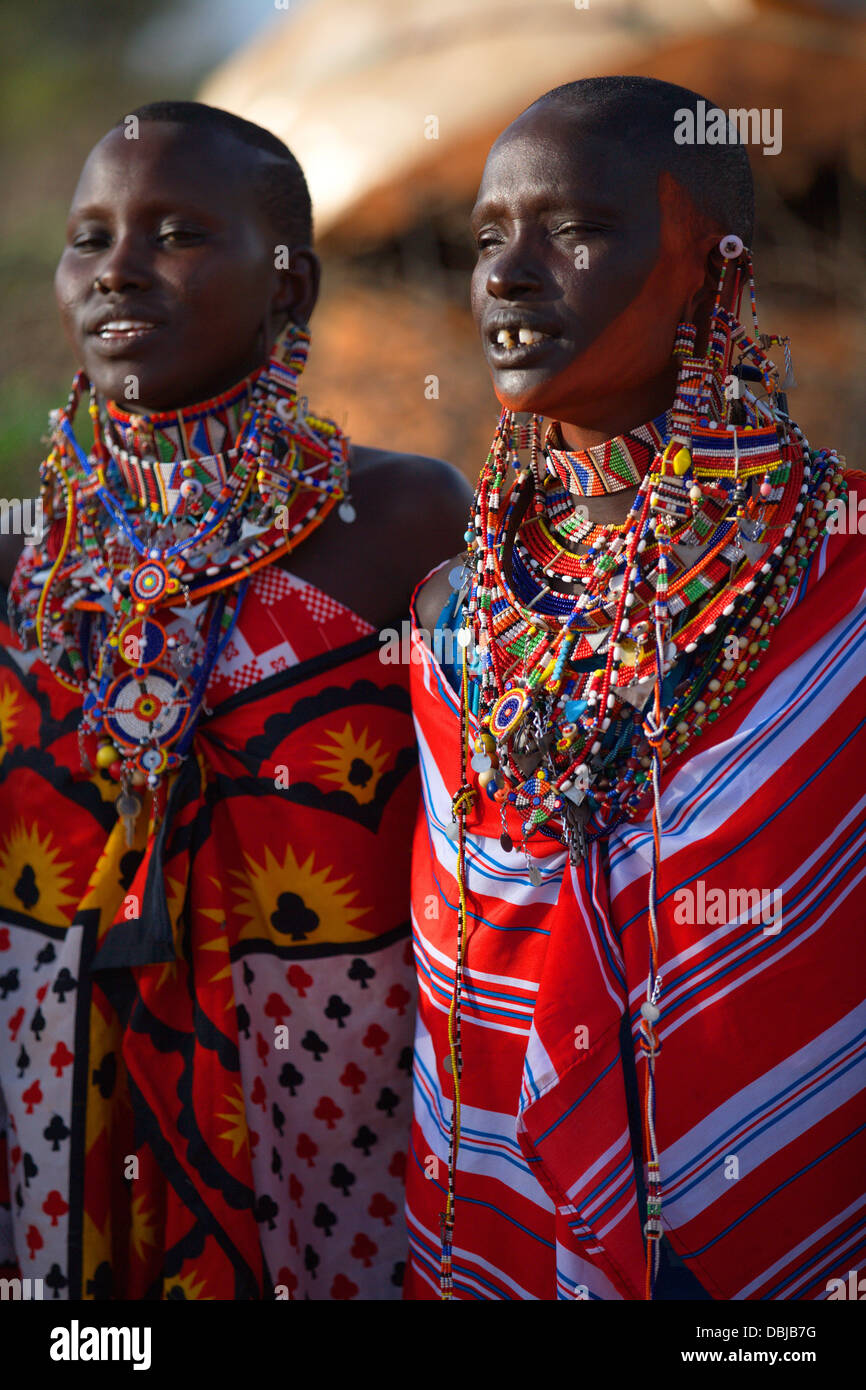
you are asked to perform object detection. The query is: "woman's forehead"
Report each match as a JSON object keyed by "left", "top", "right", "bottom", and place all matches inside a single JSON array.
[
  {"left": 71, "top": 122, "right": 255, "bottom": 210},
  {"left": 473, "top": 115, "right": 653, "bottom": 222}
]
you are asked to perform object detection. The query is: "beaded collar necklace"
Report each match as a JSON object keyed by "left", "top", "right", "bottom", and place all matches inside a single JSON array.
[
  {"left": 103, "top": 376, "right": 257, "bottom": 514},
  {"left": 436, "top": 239, "right": 849, "bottom": 1301},
  {"left": 544, "top": 411, "right": 671, "bottom": 496},
  {"left": 10, "top": 322, "right": 354, "bottom": 838}
]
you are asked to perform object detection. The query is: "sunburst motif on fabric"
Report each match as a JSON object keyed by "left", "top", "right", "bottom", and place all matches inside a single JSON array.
[
  {"left": 230, "top": 843, "right": 369, "bottom": 946},
  {"left": 153, "top": 875, "right": 186, "bottom": 989},
  {"left": 78, "top": 816, "right": 146, "bottom": 937},
  {"left": 314, "top": 722, "right": 390, "bottom": 805},
  {"left": 81, "top": 1211, "right": 109, "bottom": 1290},
  {"left": 216, "top": 1085, "right": 249, "bottom": 1160},
  {"left": 162, "top": 1269, "right": 212, "bottom": 1301},
  {"left": 198, "top": 876, "right": 237, "bottom": 1005},
  {"left": 130, "top": 1192, "right": 158, "bottom": 1264},
  {"left": 0, "top": 684, "right": 22, "bottom": 761},
  {"left": 0, "top": 820, "right": 77, "bottom": 924}
]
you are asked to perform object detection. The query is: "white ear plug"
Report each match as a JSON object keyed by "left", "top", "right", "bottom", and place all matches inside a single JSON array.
[{"left": 719, "top": 234, "right": 744, "bottom": 259}]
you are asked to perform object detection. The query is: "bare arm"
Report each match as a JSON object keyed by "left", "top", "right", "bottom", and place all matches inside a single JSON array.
[{"left": 414, "top": 551, "right": 466, "bottom": 643}]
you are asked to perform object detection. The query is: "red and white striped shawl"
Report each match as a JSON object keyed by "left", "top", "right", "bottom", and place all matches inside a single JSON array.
[{"left": 404, "top": 475, "right": 866, "bottom": 1301}]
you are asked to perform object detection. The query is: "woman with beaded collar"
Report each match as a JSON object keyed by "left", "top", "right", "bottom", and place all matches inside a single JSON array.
[
  {"left": 0, "top": 102, "right": 471, "bottom": 1301},
  {"left": 408, "top": 76, "right": 865, "bottom": 1301}
]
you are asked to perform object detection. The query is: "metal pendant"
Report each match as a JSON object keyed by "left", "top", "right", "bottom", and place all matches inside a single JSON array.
[
  {"left": 569, "top": 818, "right": 588, "bottom": 865},
  {"left": 115, "top": 792, "right": 142, "bottom": 848}
]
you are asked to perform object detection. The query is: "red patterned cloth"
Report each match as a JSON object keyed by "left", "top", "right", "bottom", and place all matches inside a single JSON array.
[
  {"left": 404, "top": 480, "right": 866, "bottom": 1301},
  {"left": 0, "top": 564, "right": 417, "bottom": 1299}
]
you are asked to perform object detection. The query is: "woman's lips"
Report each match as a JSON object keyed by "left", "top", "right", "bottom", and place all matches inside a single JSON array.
[{"left": 89, "top": 320, "right": 162, "bottom": 352}]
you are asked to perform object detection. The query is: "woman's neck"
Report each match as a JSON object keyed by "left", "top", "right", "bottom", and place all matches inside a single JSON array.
[
  {"left": 104, "top": 371, "right": 260, "bottom": 462},
  {"left": 555, "top": 363, "right": 678, "bottom": 453}
]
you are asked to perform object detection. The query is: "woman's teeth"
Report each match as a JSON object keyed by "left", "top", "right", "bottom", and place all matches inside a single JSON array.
[
  {"left": 495, "top": 327, "right": 547, "bottom": 349},
  {"left": 97, "top": 321, "right": 156, "bottom": 337}
]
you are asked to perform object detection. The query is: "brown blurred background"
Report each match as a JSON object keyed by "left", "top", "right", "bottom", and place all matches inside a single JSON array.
[{"left": 1, "top": 0, "right": 864, "bottom": 503}]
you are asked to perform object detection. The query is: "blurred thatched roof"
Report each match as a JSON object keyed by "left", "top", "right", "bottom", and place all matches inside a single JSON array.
[{"left": 200, "top": 0, "right": 866, "bottom": 246}]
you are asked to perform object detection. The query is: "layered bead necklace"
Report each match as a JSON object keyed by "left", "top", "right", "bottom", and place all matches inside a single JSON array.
[
  {"left": 452, "top": 247, "right": 844, "bottom": 862},
  {"left": 10, "top": 322, "right": 353, "bottom": 841},
  {"left": 438, "top": 239, "right": 849, "bottom": 1299}
]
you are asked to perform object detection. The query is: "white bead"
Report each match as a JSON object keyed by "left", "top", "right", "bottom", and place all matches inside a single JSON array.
[{"left": 641, "top": 1001, "right": 660, "bottom": 1023}]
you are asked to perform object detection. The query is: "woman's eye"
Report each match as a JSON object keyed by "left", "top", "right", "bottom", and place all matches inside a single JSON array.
[
  {"left": 552, "top": 222, "right": 605, "bottom": 238},
  {"left": 158, "top": 228, "right": 204, "bottom": 244},
  {"left": 71, "top": 232, "right": 108, "bottom": 251}
]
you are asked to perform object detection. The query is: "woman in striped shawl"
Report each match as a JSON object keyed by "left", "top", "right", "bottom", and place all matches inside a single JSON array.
[{"left": 406, "top": 76, "right": 865, "bottom": 1302}]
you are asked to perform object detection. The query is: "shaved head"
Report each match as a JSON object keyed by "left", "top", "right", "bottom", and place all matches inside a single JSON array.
[
  {"left": 524, "top": 75, "right": 755, "bottom": 246},
  {"left": 120, "top": 100, "right": 313, "bottom": 249}
]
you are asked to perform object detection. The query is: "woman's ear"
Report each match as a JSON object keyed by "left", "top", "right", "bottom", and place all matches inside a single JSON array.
[
  {"left": 686, "top": 235, "right": 726, "bottom": 321},
  {"left": 683, "top": 234, "right": 730, "bottom": 351},
  {"left": 271, "top": 246, "right": 321, "bottom": 331}
]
